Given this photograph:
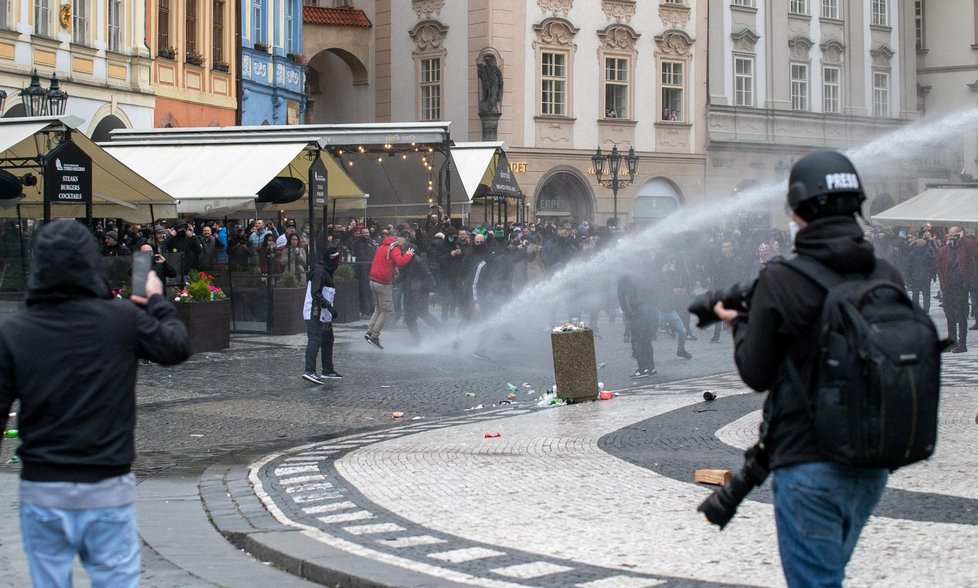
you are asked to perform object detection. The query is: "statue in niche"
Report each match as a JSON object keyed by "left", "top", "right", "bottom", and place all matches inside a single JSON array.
[{"left": 478, "top": 54, "right": 503, "bottom": 114}]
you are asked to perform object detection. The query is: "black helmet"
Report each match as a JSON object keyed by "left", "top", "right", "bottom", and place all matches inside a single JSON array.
[{"left": 787, "top": 150, "right": 865, "bottom": 222}]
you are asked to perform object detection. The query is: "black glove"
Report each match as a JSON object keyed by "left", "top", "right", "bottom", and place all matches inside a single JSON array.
[{"left": 326, "top": 305, "right": 339, "bottom": 320}]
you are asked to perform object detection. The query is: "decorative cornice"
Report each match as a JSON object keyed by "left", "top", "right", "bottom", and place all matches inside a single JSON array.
[
  {"left": 659, "top": 2, "right": 691, "bottom": 29},
  {"left": 870, "top": 45, "right": 894, "bottom": 67},
  {"left": 538, "top": 0, "right": 572, "bottom": 18},
  {"left": 409, "top": 20, "right": 449, "bottom": 53},
  {"left": 601, "top": 0, "right": 636, "bottom": 23},
  {"left": 411, "top": 0, "right": 444, "bottom": 20},
  {"left": 598, "top": 24, "right": 640, "bottom": 51},
  {"left": 730, "top": 28, "right": 760, "bottom": 53},
  {"left": 655, "top": 29, "right": 694, "bottom": 56},
  {"left": 533, "top": 17, "right": 579, "bottom": 46},
  {"left": 788, "top": 36, "right": 814, "bottom": 60},
  {"left": 820, "top": 39, "right": 846, "bottom": 62}
]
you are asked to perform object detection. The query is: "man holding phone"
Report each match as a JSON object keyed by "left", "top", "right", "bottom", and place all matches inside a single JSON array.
[{"left": 0, "top": 220, "right": 192, "bottom": 587}]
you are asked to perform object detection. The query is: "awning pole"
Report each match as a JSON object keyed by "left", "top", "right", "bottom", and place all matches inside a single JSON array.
[
  {"left": 222, "top": 214, "right": 237, "bottom": 331},
  {"left": 16, "top": 204, "right": 27, "bottom": 286}
]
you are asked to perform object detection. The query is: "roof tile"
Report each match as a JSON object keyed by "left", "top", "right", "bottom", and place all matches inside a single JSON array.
[{"left": 303, "top": 6, "right": 371, "bottom": 27}]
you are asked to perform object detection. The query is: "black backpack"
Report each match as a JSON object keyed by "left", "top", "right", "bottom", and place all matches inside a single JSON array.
[{"left": 784, "top": 256, "right": 945, "bottom": 470}]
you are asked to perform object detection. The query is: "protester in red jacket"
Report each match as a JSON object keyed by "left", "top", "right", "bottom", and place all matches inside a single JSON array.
[
  {"left": 935, "top": 227, "right": 978, "bottom": 352},
  {"left": 364, "top": 232, "right": 415, "bottom": 349}
]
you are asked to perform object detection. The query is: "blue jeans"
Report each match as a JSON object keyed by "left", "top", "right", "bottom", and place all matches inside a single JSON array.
[
  {"left": 657, "top": 310, "right": 687, "bottom": 352},
  {"left": 773, "top": 461, "right": 888, "bottom": 588},
  {"left": 20, "top": 502, "right": 140, "bottom": 588}
]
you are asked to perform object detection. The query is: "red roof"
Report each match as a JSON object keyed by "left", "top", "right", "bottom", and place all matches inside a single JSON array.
[{"left": 303, "top": 6, "right": 371, "bottom": 27}]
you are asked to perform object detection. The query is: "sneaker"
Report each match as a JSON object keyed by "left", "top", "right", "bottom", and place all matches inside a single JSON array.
[
  {"left": 365, "top": 335, "right": 383, "bottom": 349},
  {"left": 302, "top": 372, "right": 323, "bottom": 384},
  {"left": 677, "top": 350, "right": 693, "bottom": 359},
  {"left": 472, "top": 351, "right": 492, "bottom": 361},
  {"left": 708, "top": 337, "right": 720, "bottom": 343},
  {"left": 320, "top": 370, "right": 344, "bottom": 379},
  {"left": 631, "top": 368, "right": 655, "bottom": 379},
  {"left": 686, "top": 333, "right": 697, "bottom": 341}
]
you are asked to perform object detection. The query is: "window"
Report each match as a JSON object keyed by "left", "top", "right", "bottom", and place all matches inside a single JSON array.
[
  {"left": 790, "top": 63, "right": 809, "bottom": 110},
  {"left": 158, "top": 0, "right": 169, "bottom": 49},
  {"left": 873, "top": 71, "right": 889, "bottom": 116},
  {"left": 212, "top": 0, "right": 224, "bottom": 65},
  {"left": 731, "top": 0, "right": 754, "bottom": 6},
  {"left": 419, "top": 57, "right": 441, "bottom": 121},
  {"left": 253, "top": 0, "right": 262, "bottom": 43},
  {"left": 661, "top": 60, "right": 684, "bottom": 121},
  {"left": 734, "top": 56, "right": 753, "bottom": 107},
  {"left": 604, "top": 57, "right": 628, "bottom": 119},
  {"left": 915, "top": 0, "right": 924, "bottom": 50},
  {"left": 186, "top": 0, "right": 197, "bottom": 54},
  {"left": 72, "top": 0, "right": 88, "bottom": 44},
  {"left": 333, "top": 0, "right": 350, "bottom": 6},
  {"left": 0, "top": 0, "right": 10, "bottom": 29},
  {"left": 33, "top": 0, "right": 50, "bottom": 36},
  {"left": 822, "top": 0, "right": 839, "bottom": 19},
  {"left": 286, "top": 0, "right": 294, "bottom": 53},
  {"left": 823, "top": 66, "right": 841, "bottom": 113},
  {"left": 872, "top": 0, "right": 888, "bottom": 26},
  {"left": 107, "top": 0, "right": 121, "bottom": 51},
  {"left": 789, "top": 0, "right": 808, "bottom": 15},
  {"left": 541, "top": 51, "right": 567, "bottom": 116}
]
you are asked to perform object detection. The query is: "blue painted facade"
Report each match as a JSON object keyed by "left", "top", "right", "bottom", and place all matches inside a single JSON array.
[{"left": 241, "top": 0, "right": 306, "bottom": 125}]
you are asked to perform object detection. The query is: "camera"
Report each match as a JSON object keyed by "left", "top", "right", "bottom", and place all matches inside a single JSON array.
[
  {"left": 688, "top": 280, "right": 756, "bottom": 329},
  {"left": 697, "top": 443, "right": 770, "bottom": 529}
]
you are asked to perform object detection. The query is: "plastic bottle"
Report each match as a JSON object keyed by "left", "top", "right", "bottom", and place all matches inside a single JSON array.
[
  {"left": 506, "top": 383, "right": 519, "bottom": 392},
  {"left": 2, "top": 429, "right": 17, "bottom": 439}
]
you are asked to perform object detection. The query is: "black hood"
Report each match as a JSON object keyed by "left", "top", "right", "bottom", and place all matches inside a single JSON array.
[
  {"left": 794, "top": 216, "right": 875, "bottom": 274},
  {"left": 26, "top": 220, "right": 109, "bottom": 305}
]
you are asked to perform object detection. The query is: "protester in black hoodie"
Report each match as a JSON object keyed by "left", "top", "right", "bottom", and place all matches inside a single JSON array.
[{"left": 0, "top": 220, "right": 191, "bottom": 587}]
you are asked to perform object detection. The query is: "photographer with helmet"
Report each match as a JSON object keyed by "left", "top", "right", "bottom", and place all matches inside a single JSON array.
[{"left": 710, "top": 151, "right": 909, "bottom": 587}]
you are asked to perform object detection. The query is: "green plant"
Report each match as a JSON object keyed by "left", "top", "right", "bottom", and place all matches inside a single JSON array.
[
  {"left": 281, "top": 272, "right": 297, "bottom": 288},
  {"left": 176, "top": 272, "right": 226, "bottom": 302},
  {"left": 159, "top": 46, "right": 176, "bottom": 59},
  {"left": 333, "top": 263, "right": 354, "bottom": 281},
  {"left": 186, "top": 50, "right": 205, "bottom": 66},
  {"left": 213, "top": 61, "right": 230, "bottom": 72},
  {"left": 254, "top": 41, "right": 269, "bottom": 52}
]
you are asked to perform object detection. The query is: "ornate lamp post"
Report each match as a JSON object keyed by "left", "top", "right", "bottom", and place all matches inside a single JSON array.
[
  {"left": 20, "top": 69, "right": 47, "bottom": 117},
  {"left": 46, "top": 73, "right": 68, "bottom": 116},
  {"left": 591, "top": 145, "right": 639, "bottom": 230}
]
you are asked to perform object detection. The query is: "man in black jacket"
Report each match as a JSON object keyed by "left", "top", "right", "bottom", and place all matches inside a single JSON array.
[
  {"left": 302, "top": 247, "right": 342, "bottom": 383},
  {"left": 0, "top": 220, "right": 191, "bottom": 587},
  {"left": 713, "top": 151, "right": 898, "bottom": 587}
]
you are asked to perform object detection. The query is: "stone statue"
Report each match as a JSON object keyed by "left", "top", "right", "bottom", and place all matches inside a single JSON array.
[{"left": 478, "top": 54, "right": 503, "bottom": 114}]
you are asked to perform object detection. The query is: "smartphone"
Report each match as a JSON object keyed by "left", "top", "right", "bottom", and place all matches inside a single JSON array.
[{"left": 131, "top": 251, "right": 152, "bottom": 298}]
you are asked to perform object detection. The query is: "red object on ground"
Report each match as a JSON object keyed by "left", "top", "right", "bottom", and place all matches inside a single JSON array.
[{"left": 484, "top": 432, "right": 501, "bottom": 438}]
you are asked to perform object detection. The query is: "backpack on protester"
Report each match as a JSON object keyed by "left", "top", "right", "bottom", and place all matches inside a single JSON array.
[{"left": 783, "top": 255, "right": 948, "bottom": 470}]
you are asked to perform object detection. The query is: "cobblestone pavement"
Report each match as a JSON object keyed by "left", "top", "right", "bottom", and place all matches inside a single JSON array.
[{"left": 249, "top": 358, "right": 978, "bottom": 587}]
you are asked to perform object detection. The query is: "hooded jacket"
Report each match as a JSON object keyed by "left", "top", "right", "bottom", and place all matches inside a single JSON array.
[
  {"left": 730, "top": 216, "right": 903, "bottom": 469},
  {"left": 369, "top": 236, "right": 414, "bottom": 284},
  {"left": 0, "top": 220, "right": 191, "bottom": 483}
]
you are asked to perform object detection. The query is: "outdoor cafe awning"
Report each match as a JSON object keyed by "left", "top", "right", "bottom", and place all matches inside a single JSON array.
[
  {"left": 0, "top": 116, "right": 177, "bottom": 222},
  {"left": 451, "top": 141, "right": 523, "bottom": 204},
  {"left": 871, "top": 186, "right": 978, "bottom": 227},
  {"left": 102, "top": 139, "right": 364, "bottom": 217}
]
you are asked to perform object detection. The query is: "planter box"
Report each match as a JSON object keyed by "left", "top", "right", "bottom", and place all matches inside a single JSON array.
[
  {"left": 551, "top": 330, "right": 599, "bottom": 403},
  {"left": 270, "top": 287, "right": 306, "bottom": 335},
  {"left": 332, "top": 281, "right": 359, "bottom": 324},
  {"left": 174, "top": 299, "right": 231, "bottom": 353}
]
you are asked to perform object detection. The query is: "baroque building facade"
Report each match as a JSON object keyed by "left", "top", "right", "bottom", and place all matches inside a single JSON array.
[
  {"left": 0, "top": 0, "right": 154, "bottom": 138},
  {"left": 240, "top": 0, "right": 306, "bottom": 124}
]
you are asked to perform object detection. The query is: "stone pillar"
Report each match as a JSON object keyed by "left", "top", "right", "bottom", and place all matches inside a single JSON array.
[{"left": 480, "top": 111, "right": 500, "bottom": 141}]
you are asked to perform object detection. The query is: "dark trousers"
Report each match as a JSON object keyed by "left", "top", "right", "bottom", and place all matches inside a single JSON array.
[
  {"left": 629, "top": 307, "right": 656, "bottom": 371},
  {"left": 404, "top": 297, "right": 442, "bottom": 340},
  {"left": 304, "top": 319, "right": 334, "bottom": 373},
  {"left": 356, "top": 269, "right": 373, "bottom": 316},
  {"left": 943, "top": 287, "right": 969, "bottom": 348},
  {"left": 910, "top": 281, "right": 931, "bottom": 313}
]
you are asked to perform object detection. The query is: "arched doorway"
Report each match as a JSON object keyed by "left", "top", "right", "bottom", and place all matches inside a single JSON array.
[
  {"left": 91, "top": 115, "right": 126, "bottom": 143},
  {"left": 632, "top": 177, "right": 681, "bottom": 227},
  {"left": 533, "top": 167, "right": 594, "bottom": 225}
]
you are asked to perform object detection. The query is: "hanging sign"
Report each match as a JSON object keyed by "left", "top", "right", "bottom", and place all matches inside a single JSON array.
[
  {"left": 44, "top": 139, "right": 92, "bottom": 206},
  {"left": 309, "top": 156, "right": 327, "bottom": 206}
]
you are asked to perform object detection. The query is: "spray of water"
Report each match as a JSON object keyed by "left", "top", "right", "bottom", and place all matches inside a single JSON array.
[{"left": 413, "top": 106, "right": 978, "bottom": 356}]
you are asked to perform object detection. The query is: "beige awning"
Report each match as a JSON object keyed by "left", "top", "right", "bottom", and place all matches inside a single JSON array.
[
  {"left": 102, "top": 141, "right": 364, "bottom": 216},
  {"left": 0, "top": 117, "right": 177, "bottom": 222},
  {"left": 871, "top": 187, "right": 978, "bottom": 227}
]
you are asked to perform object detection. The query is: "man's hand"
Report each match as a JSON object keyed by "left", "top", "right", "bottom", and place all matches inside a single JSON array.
[
  {"left": 713, "top": 301, "right": 739, "bottom": 326},
  {"left": 407, "top": 247, "right": 416, "bottom": 255},
  {"left": 130, "top": 272, "right": 163, "bottom": 306},
  {"left": 327, "top": 305, "right": 339, "bottom": 320}
]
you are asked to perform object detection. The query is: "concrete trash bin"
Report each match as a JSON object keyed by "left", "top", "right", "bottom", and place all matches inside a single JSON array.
[{"left": 550, "top": 329, "right": 599, "bottom": 403}]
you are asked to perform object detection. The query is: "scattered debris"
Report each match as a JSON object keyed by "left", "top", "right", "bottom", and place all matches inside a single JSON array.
[
  {"left": 381, "top": 385, "right": 391, "bottom": 388},
  {"left": 598, "top": 362, "right": 606, "bottom": 369},
  {"left": 506, "top": 383, "right": 519, "bottom": 392},
  {"left": 465, "top": 392, "right": 478, "bottom": 397},
  {"left": 189, "top": 434, "right": 204, "bottom": 438},
  {"left": 391, "top": 411, "right": 405, "bottom": 419},
  {"left": 694, "top": 469, "right": 733, "bottom": 486},
  {"left": 484, "top": 432, "right": 502, "bottom": 438},
  {"left": 411, "top": 416, "right": 423, "bottom": 420},
  {"left": 552, "top": 322, "right": 589, "bottom": 333},
  {"left": 598, "top": 390, "right": 614, "bottom": 401},
  {"left": 703, "top": 390, "right": 717, "bottom": 401},
  {"left": 506, "top": 392, "right": 517, "bottom": 401}
]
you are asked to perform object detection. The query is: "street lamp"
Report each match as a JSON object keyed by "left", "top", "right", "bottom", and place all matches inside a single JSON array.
[
  {"left": 20, "top": 69, "right": 47, "bottom": 117},
  {"left": 592, "top": 145, "right": 639, "bottom": 229},
  {"left": 46, "top": 73, "right": 68, "bottom": 116},
  {"left": 0, "top": 89, "right": 6, "bottom": 114}
]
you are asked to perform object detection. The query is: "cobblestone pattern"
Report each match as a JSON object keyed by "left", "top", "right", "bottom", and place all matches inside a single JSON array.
[{"left": 255, "top": 359, "right": 978, "bottom": 587}]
